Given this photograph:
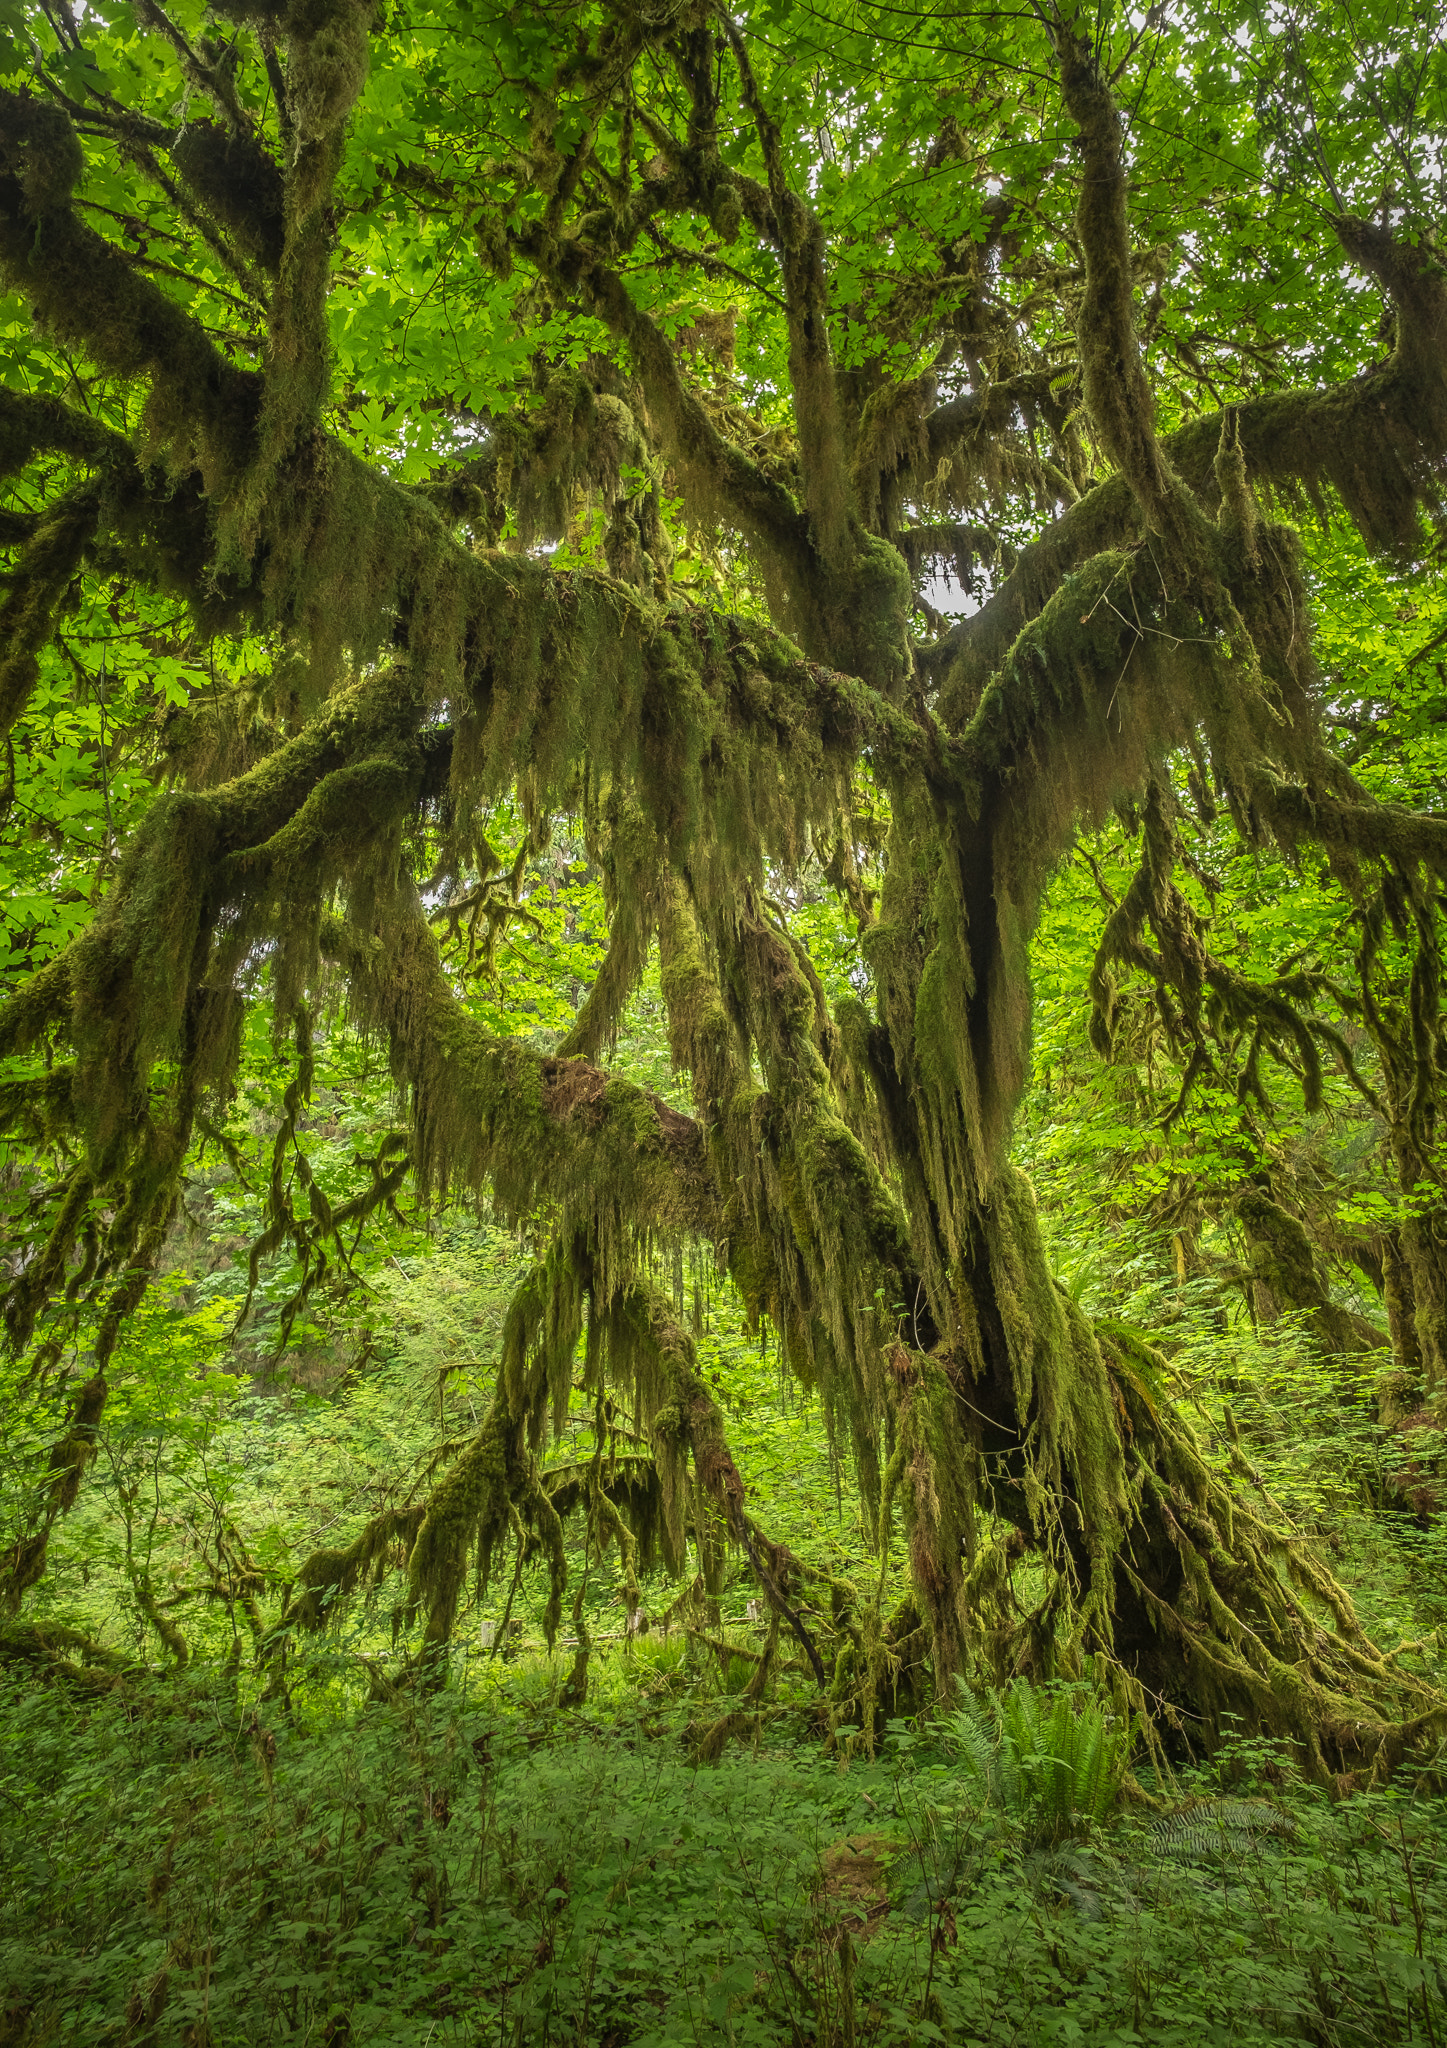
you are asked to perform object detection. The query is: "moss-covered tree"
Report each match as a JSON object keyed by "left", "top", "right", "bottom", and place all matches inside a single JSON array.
[{"left": 2, "top": 0, "right": 1446, "bottom": 1772}]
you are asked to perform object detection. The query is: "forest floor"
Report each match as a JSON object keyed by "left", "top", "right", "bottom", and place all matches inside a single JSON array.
[{"left": 2, "top": 1640, "right": 1445, "bottom": 2048}]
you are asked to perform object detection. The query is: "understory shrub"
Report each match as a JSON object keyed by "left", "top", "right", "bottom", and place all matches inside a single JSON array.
[{"left": 2, "top": 1663, "right": 1443, "bottom": 2047}]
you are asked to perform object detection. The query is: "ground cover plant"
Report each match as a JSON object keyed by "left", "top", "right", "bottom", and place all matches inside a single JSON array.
[
  {"left": 2, "top": 0, "right": 1447, "bottom": 2034},
  {"left": 2, "top": 1661, "right": 1445, "bottom": 2046}
]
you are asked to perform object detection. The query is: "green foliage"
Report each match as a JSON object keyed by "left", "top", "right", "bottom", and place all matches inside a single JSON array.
[
  {"left": 1149, "top": 1796, "right": 1295, "bottom": 1864},
  {"left": 941, "top": 1678, "right": 1133, "bottom": 1845},
  {"left": 2, "top": 1662, "right": 1444, "bottom": 2048},
  {"left": 2, "top": 0, "right": 1447, "bottom": 1831}
]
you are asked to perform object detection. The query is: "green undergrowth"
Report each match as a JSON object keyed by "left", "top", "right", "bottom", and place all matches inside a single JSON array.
[
  {"left": 2, "top": 1662, "right": 1444, "bottom": 2048},
  {"left": 938, "top": 1677, "right": 1134, "bottom": 1846}
]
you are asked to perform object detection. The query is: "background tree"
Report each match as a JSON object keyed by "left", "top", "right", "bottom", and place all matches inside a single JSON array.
[{"left": 1, "top": 0, "right": 1445, "bottom": 1774}]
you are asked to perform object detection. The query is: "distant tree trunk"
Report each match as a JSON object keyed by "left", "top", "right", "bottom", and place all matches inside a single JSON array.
[
  {"left": 1380, "top": 1229, "right": 1429, "bottom": 1423},
  {"left": 1234, "top": 1186, "right": 1386, "bottom": 1365}
]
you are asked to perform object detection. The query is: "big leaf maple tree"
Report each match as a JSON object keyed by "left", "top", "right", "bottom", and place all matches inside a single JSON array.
[{"left": 1, "top": 0, "right": 1445, "bottom": 1772}]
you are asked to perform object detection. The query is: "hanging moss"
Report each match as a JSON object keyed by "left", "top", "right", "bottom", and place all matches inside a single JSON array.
[
  {"left": 556, "top": 795, "right": 664, "bottom": 1061},
  {"left": 3, "top": 1207, "right": 174, "bottom": 1609},
  {"left": 928, "top": 197, "right": 1447, "bottom": 733},
  {"left": 322, "top": 889, "right": 719, "bottom": 1266},
  {"left": 287, "top": 1506, "right": 426, "bottom": 1630},
  {"left": 171, "top": 118, "right": 286, "bottom": 273},
  {"left": 286, "top": 1232, "right": 831, "bottom": 1688},
  {"left": 4, "top": 15, "right": 1447, "bottom": 1767},
  {"left": 0, "top": 484, "right": 100, "bottom": 739}
]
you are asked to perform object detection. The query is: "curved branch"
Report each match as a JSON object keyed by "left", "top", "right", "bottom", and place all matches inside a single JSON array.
[
  {"left": 1259, "top": 776, "right": 1447, "bottom": 878},
  {"left": 322, "top": 887, "right": 720, "bottom": 1239},
  {"left": 512, "top": 222, "right": 818, "bottom": 611},
  {"left": 0, "top": 90, "right": 260, "bottom": 492},
  {"left": 925, "top": 218, "right": 1447, "bottom": 724},
  {"left": 1055, "top": 31, "right": 1195, "bottom": 550},
  {"left": 0, "top": 385, "right": 136, "bottom": 474},
  {"left": 920, "top": 371, "right": 1056, "bottom": 478}
]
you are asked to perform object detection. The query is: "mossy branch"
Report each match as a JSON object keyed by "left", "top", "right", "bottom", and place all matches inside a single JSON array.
[
  {"left": 0, "top": 90, "right": 260, "bottom": 498},
  {"left": 509, "top": 221, "right": 818, "bottom": 612},
  {"left": 321, "top": 887, "right": 720, "bottom": 1244},
  {"left": 926, "top": 211, "right": 1447, "bottom": 724},
  {"left": 1055, "top": 32, "right": 1198, "bottom": 555}
]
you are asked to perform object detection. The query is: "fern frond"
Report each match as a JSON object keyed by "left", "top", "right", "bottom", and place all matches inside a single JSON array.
[
  {"left": 945, "top": 1679, "right": 1132, "bottom": 1843},
  {"left": 1150, "top": 1798, "right": 1295, "bottom": 1862}
]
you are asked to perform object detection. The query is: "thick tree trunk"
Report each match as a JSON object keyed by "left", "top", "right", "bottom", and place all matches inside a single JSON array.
[
  {"left": 807, "top": 786, "right": 1440, "bottom": 1773},
  {"left": 935, "top": 1177, "right": 1436, "bottom": 1775}
]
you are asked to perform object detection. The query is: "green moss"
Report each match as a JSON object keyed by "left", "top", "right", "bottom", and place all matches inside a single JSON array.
[
  {"left": 0, "top": 485, "right": 101, "bottom": 740},
  {"left": 171, "top": 119, "right": 286, "bottom": 272},
  {"left": 3, "top": 30, "right": 1445, "bottom": 1765}
]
